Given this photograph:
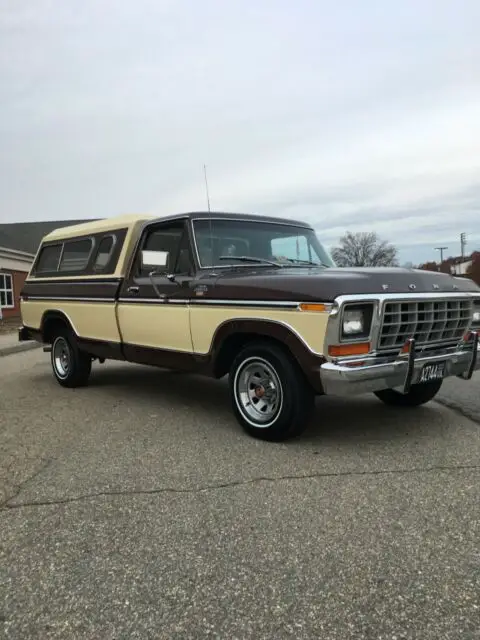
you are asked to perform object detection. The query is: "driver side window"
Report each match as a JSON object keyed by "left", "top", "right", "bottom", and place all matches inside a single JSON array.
[{"left": 138, "top": 221, "right": 192, "bottom": 276}]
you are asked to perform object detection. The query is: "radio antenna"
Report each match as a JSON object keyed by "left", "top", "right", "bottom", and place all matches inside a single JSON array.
[
  {"left": 203, "top": 163, "right": 214, "bottom": 267},
  {"left": 203, "top": 164, "right": 211, "bottom": 212}
]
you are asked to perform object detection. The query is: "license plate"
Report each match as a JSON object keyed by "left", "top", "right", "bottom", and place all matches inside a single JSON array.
[{"left": 418, "top": 361, "right": 446, "bottom": 384}]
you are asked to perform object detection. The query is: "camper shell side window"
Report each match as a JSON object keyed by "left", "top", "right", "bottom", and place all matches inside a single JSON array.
[{"left": 32, "top": 228, "right": 128, "bottom": 277}]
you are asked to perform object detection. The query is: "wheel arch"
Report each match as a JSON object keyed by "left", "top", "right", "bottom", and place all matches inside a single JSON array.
[
  {"left": 209, "top": 318, "right": 325, "bottom": 393},
  {"left": 41, "top": 310, "right": 78, "bottom": 343}
]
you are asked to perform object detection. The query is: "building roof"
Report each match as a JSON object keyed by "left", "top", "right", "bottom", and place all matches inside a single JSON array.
[{"left": 0, "top": 220, "right": 97, "bottom": 255}]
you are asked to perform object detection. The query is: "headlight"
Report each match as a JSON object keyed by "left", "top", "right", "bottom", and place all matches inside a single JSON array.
[
  {"left": 343, "top": 309, "right": 364, "bottom": 334},
  {"left": 341, "top": 304, "right": 373, "bottom": 339}
]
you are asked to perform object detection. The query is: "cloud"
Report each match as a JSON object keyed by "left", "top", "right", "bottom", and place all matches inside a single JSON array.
[{"left": 1, "top": 0, "right": 479, "bottom": 265}]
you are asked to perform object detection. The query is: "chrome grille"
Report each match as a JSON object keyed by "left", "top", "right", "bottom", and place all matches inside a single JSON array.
[{"left": 378, "top": 298, "right": 473, "bottom": 350}]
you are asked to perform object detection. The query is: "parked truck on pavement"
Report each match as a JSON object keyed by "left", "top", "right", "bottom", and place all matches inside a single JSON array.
[{"left": 18, "top": 211, "right": 480, "bottom": 441}]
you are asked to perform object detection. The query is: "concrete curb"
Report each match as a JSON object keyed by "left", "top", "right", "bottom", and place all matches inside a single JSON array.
[{"left": 0, "top": 341, "right": 42, "bottom": 357}]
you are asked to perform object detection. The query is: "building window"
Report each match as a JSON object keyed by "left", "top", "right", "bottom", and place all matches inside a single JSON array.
[{"left": 0, "top": 273, "right": 14, "bottom": 308}]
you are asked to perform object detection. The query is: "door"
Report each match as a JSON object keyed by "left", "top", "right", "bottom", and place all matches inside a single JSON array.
[{"left": 117, "top": 219, "right": 196, "bottom": 364}]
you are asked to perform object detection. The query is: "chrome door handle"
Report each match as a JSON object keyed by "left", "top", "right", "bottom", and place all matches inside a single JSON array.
[{"left": 127, "top": 286, "right": 139, "bottom": 294}]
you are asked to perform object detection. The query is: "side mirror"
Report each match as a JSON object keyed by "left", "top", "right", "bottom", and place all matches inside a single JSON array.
[{"left": 141, "top": 250, "right": 169, "bottom": 270}]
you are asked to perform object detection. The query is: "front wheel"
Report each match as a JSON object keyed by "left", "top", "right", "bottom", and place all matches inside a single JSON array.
[
  {"left": 229, "top": 342, "right": 314, "bottom": 441},
  {"left": 51, "top": 328, "right": 92, "bottom": 388},
  {"left": 374, "top": 380, "right": 443, "bottom": 407}
]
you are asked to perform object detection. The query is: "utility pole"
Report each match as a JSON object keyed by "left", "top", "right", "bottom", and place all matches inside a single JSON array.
[
  {"left": 435, "top": 246, "right": 448, "bottom": 264},
  {"left": 460, "top": 232, "right": 467, "bottom": 258}
]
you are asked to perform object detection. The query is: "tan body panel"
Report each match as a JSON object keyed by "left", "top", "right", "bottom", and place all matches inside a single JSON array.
[
  {"left": 21, "top": 297, "right": 328, "bottom": 358},
  {"left": 20, "top": 300, "right": 122, "bottom": 344},
  {"left": 116, "top": 304, "right": 193, "bottom": 352},
  {"left": 190, "top": 306, "right": 328, "bottom": 355}
]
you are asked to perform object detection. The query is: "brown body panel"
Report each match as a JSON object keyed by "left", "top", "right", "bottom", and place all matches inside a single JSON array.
[{"left": 21, "top": 278, "right": 122, "bottom": 300}]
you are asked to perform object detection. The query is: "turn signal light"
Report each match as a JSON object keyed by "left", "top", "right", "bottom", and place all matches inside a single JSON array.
[
  {"left": 299, "top": 303, "right": 329, "bottom": 312},
  {"left": 328, "top": 342, "right": 371, "bottom": 357}
]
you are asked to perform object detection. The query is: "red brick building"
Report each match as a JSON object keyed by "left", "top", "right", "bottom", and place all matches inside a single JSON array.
[{"left": 0, "top": 246, "right": 35, "bottom": 320}]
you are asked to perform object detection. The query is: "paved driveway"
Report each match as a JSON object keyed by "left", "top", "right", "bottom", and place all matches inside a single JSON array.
[{"left": 1, "top": 350, "right": 479, "bottom": 639}]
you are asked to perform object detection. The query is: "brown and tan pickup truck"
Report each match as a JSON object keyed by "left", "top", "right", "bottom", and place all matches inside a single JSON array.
[{"left": 18, "top": 211, "right": 480, "bottom": 441}]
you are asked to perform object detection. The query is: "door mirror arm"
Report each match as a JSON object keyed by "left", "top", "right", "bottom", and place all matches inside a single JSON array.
[
  {"left": 147, "top": 270, "right": 184, "bottom": 298},
  {"left": 148, "top": 270, "right": 167, "bottom": 299}
]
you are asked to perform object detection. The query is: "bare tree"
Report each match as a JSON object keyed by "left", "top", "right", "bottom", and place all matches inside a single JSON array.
[{"left": 332, "top": 231, "right": 399, "bottom": 267}]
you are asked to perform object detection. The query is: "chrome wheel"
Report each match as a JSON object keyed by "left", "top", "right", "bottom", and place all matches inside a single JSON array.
[
  {"left": 234, "top": 356, "right": 283, "bottom": 427},
  {"left": 52, "top": 337, "right": 71, "bottom": 379}
]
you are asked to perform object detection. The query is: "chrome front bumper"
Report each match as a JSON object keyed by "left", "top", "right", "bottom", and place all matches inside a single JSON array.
[{"left": 320, "top": 332, "right": 479, "bottom": 396}]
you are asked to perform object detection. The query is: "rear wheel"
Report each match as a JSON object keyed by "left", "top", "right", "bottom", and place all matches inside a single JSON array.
[
  {"left": 51, "top": 328, "right": 92, "bottom": 388},
  {"left": 374, "top": 380, "right": 443, "bottom": 407},
  {"left": 229, "top": 342, "right": 314, "bottom": 441}
]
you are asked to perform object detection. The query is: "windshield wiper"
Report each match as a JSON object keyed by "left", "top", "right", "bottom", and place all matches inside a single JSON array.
[
  {"left": 218, "top": 256, "right": 283, "bottom": 267},
  {"left": 283, "top": 258, "right": 327, "bottom": 267}
]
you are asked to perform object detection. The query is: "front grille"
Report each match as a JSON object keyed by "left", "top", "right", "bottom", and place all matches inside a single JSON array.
[{"left": 378, "top": 298, "right": 473, "bottom": 350}]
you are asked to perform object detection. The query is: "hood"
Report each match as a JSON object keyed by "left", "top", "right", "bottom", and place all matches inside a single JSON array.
[{"left": 196, "top": 266, "right": 480, "bottom": 302}]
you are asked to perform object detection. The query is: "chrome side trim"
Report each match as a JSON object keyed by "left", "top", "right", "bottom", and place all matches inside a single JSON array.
[
  {"left": 190, "top": 299, "right": 300, "bottom": 308},
  {"left": 24, "top": 278, "right": 122, "bottom": 285},
  {"left": 21, "top": 294, "right": 331, "bottom": 310},
  {"left": 118, "top": 298, "right": 189, "bottom": 305},
  {"left": 22, "top": 296, "right": 115, "bottom": 303},
  {"left": 117, "top": 298, "right": 332, "bottom": 311}
]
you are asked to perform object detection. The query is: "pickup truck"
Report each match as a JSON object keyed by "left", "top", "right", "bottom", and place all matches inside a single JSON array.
[{"left": 18, "top": 211, "right": 480, "bottom": 441}]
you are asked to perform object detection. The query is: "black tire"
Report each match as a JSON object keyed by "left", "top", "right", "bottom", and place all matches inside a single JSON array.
[
  {"left": 374, "top": 380, "right": 443, "bottom": 407},
  {"left": 50, "top": 327, "right": 92, "bottom": 388},
  {"left": 229, "top": 341, "right": 314, "bottom": 441}
]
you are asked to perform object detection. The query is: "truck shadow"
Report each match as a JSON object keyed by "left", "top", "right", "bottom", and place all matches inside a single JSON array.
[{"left": 86, "top": 363, "right": 446, "bottom": 444}]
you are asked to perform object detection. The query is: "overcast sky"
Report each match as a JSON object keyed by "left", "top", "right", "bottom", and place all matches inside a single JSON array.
[{"left": 1, "top": 0, "right": 479, "bottom": 264}]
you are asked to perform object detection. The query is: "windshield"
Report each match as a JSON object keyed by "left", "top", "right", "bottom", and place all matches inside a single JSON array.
[{"left": 193, "top": 219, "right": 336, "bottom": 268}]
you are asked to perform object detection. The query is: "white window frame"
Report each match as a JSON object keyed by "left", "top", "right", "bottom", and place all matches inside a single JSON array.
[{"left": 0, "top": 272, "right": 14, "bottom": 309}]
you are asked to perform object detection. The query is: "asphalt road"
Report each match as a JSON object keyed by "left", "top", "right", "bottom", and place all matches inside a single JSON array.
[{"left": 1, "top": 350, "right": 479, "bottom": 640}]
